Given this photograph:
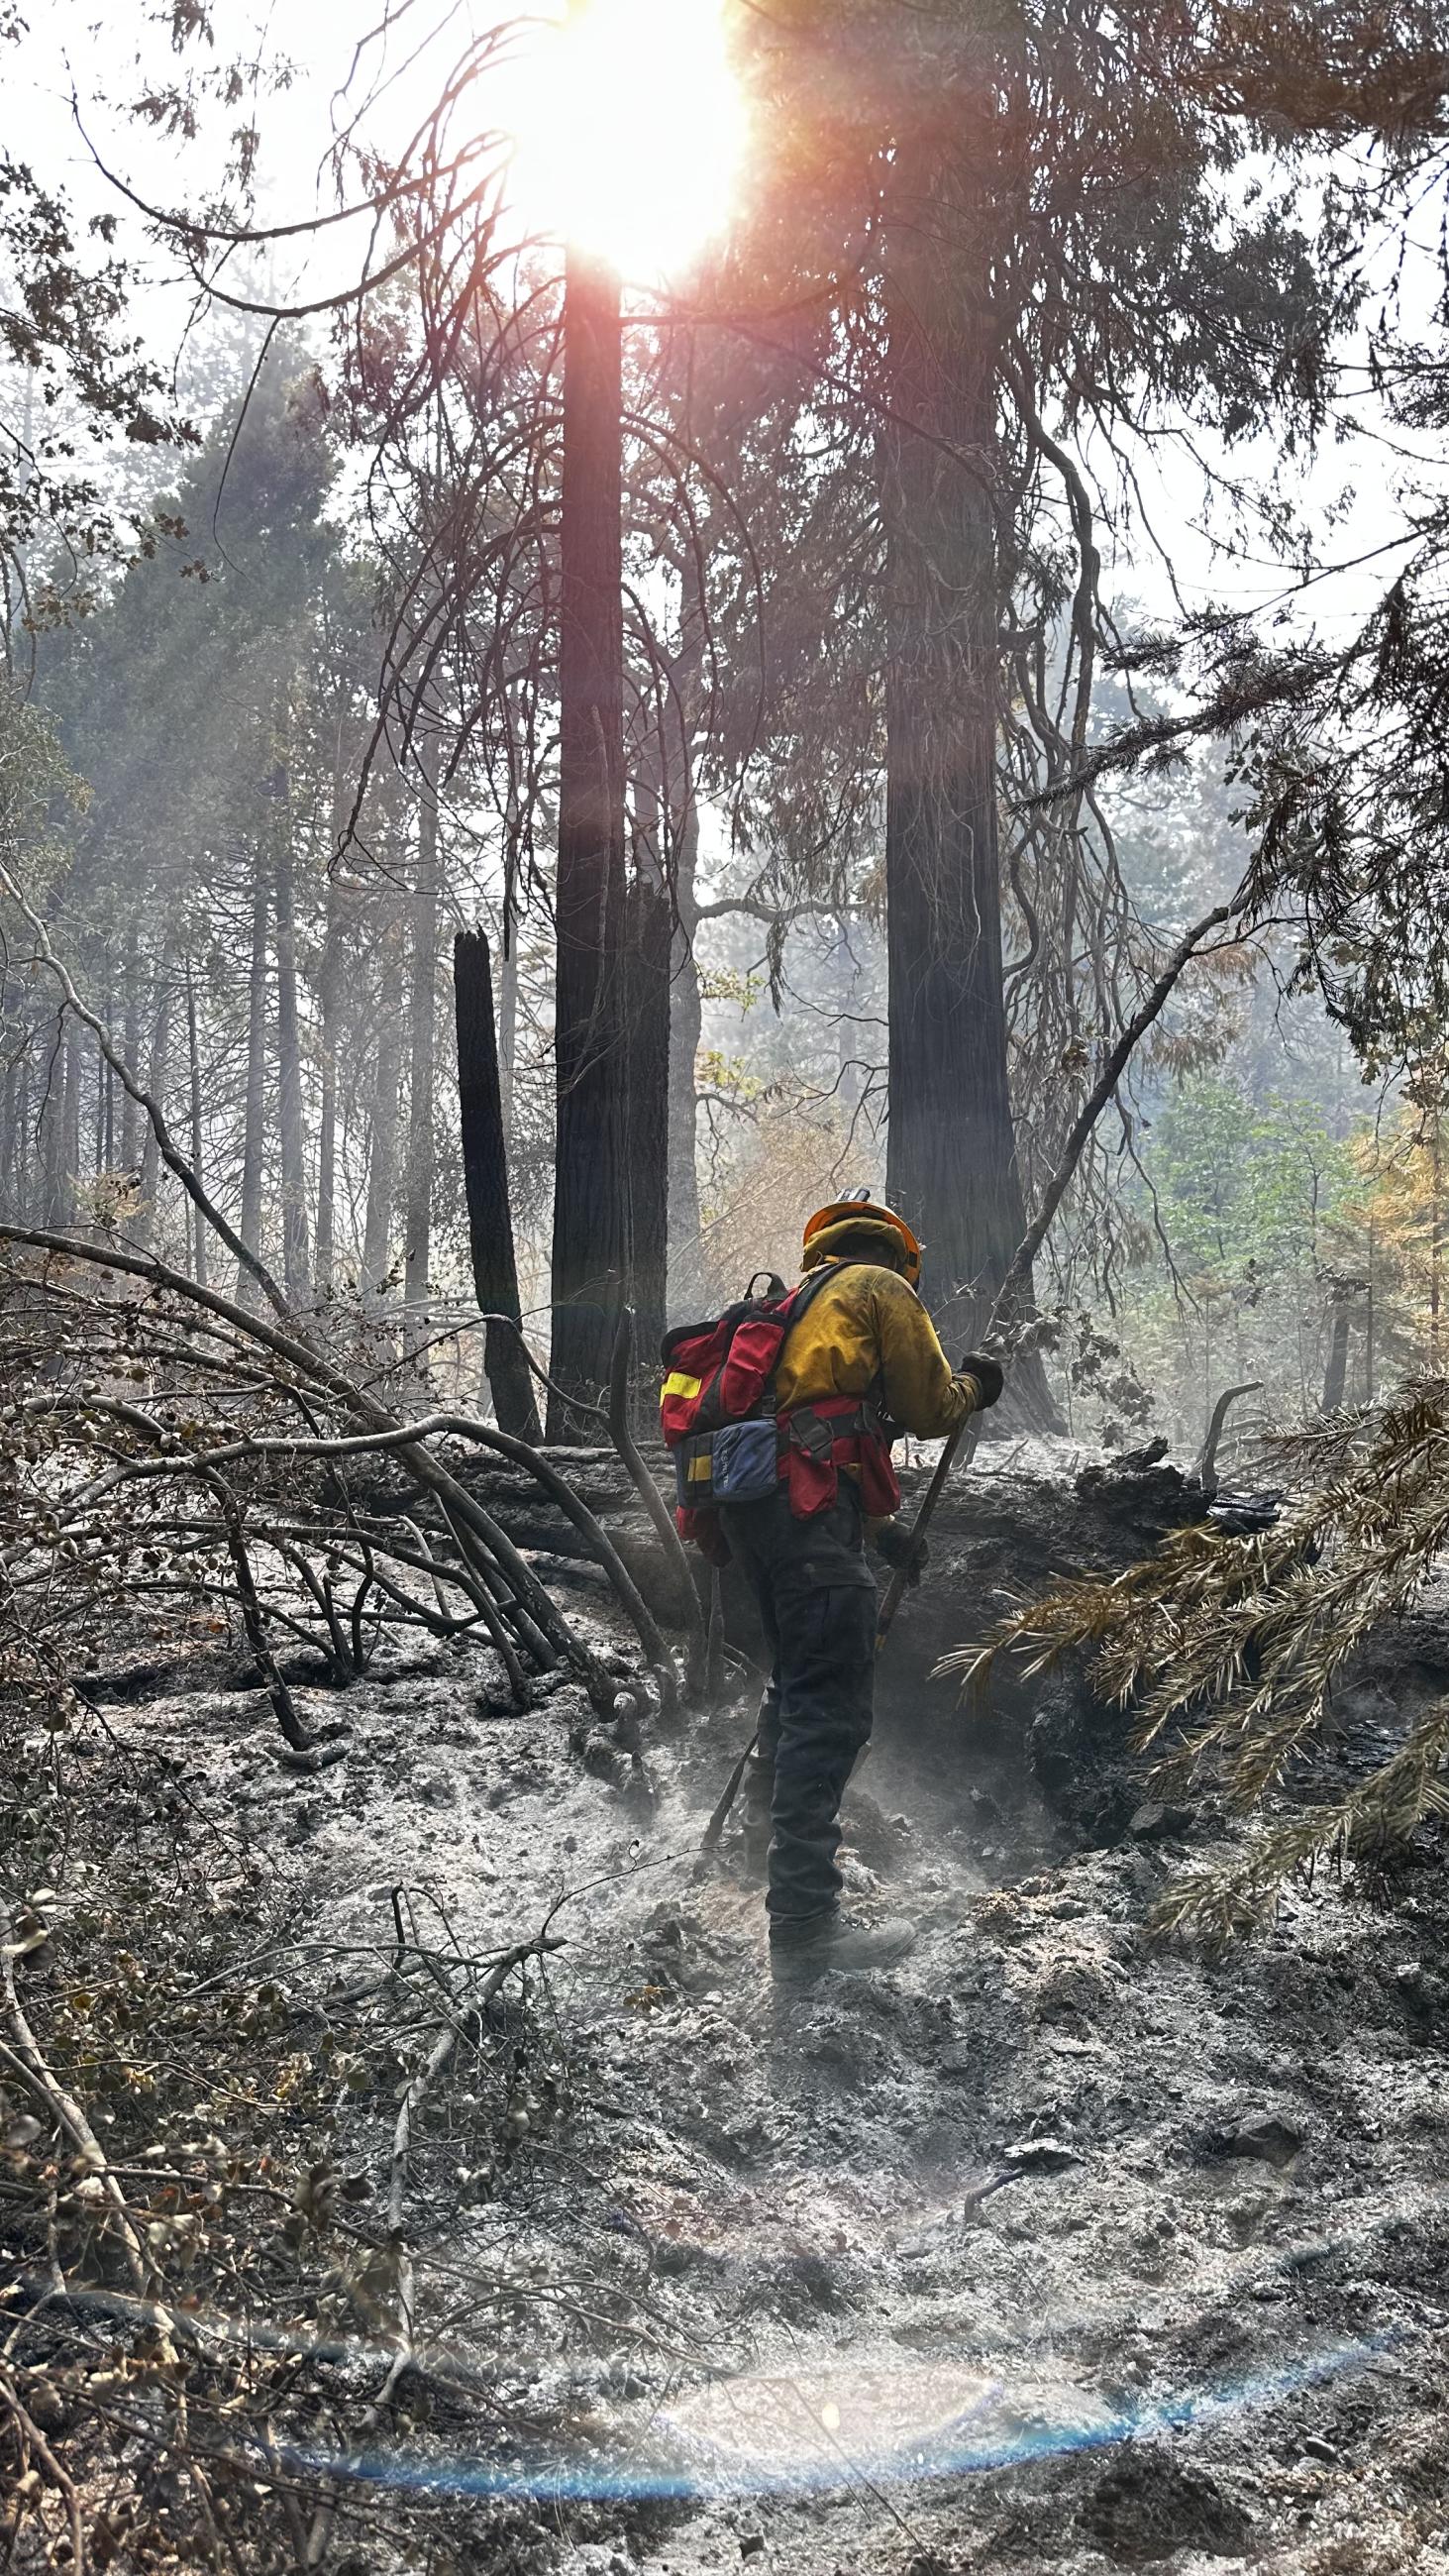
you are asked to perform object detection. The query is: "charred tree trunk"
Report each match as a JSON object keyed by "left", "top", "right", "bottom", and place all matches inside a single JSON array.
[
  {"left": 880, "top": 159, "right": 1061, "bottom": 1432},
  {"left": 626, "top": 875, "right": 672, "bottom": 1392},
  {"left": 455, "top": 926, "right": 542, "bottom": 1442},
  {"left": 403, "top": 728, "right": 443, "bottom": 1358},
  {"left": 549, "top": 244, "right": 632, "bottom": 1437}
]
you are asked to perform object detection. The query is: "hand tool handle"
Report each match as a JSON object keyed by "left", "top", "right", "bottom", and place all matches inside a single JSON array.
[
  {"left": 699, "top": 1727, "right": 759, "bottom": 1851},
  {"left": 875, "top": 1415, "right": 983, "bottom": 1655}
]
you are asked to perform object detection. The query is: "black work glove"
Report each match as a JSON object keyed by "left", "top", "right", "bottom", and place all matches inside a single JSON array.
[
  {"left": 961, "top": 1350, "right": 1004, "bottom": 1410},
  {"left": 875, "top": 1519, "right": 928, "bottom": 1586}
]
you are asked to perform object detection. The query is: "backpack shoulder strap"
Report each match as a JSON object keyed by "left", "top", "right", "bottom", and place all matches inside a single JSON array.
[
  {"left": 765, "top": 1260, "right": 858, "bottom": 1412},
  {"left": 785, "top": 1262, "right": 849, "bottom": 1329}
]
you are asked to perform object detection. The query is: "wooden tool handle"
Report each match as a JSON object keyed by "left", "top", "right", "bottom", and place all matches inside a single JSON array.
[{"left": 875, "top": 1415, "right": 983, "bottom": 1654}]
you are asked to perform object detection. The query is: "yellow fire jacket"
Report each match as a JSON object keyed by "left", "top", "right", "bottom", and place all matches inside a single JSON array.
[{"left": 776, "top": 1241, "right": 982, "bottom": 1443}]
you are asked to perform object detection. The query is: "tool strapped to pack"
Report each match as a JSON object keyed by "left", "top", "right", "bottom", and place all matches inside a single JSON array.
[{"left": 659, "top": 1265, "right": 900, "bottom": 1553}]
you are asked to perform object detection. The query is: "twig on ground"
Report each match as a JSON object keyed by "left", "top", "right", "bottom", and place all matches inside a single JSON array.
[
  {"left": 0, "top": 1902, "right": 148, "bottom": 2295},
  {"left": 0, "top": 2360, "right": 86, "bottom": 2575},
  {"left": 302, "top": 1928, "right": 564, "bottom": 2570}
]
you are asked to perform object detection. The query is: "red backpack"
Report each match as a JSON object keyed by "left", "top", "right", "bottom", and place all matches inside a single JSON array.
[{"left": 660, "top": 1267, "right": 899, "bottom": 1547}]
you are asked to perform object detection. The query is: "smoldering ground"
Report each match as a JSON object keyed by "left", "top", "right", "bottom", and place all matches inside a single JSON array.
[{"left": 9, "top": 1446, "right": 1449, "bottom": 2576}]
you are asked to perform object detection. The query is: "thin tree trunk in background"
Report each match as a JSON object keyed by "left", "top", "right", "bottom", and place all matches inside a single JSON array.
[
  {"left": 455, "top": 927, "right": 542, "bottom": 1441},
  {"left": 316, "top": 884, "right": 342, "bottom": 1291},
  {"left": 93, "top": 972, "right": 108, "bottom": 1176},
  {"left": 121, "top": 928, "right": 141, "bottom": 1172},
  {"left": 498, "top": 913, "right": 518, "bottom": 1148},
  {"left": 835, "top": 916, "right": 864, "bottom": 1115},
  {"left": 626, "top": 875, "right": 672, "bottom": 1391},
  {"left": 1365, "top": 1221, "right": 1377, "bottom": 1401},
  {"left": 549, "top": 242, "right": 633, "bottom": 1437},
  {"left": 272, "top": 829, "right": 313, "bottom": 1305},
  {"left": 880, "top": 157, "right": 1062, "bottom": 1433},
  {"left": 1431, "top": 1109, "right": 1443, "bottom": 1371},
  {"left": 0, "top": 1047, "right": 19, "bottom": 1219},
  {"left": 1321, "top": 1298, "right": 1353, "bottom": 1411},
  {"left": 316, "top": 717, "right": 349, "bottom": 1291},
  {"left": 362, "top": 912, "right": 403, "bottom": 1305},
  {"left": 60, "top": 1016, "right": 81, "bottom": 1230},
  {"left": 14, "top": 1051, "right": 31, "bottom": 1221},
  {"left": 185, "top": 958, "right": 208, "bottom": 1290},
  {"left": 403, "top": 727, "right": 443, "bottom": 1357},
  {"left": 39, "top": 1017, "right": 64, "bottom": 1228},
  {"left": 236, "top": 860, "right": 269, "bottom": 1308},
  {"left": 137, "top": 951, "right": 175, "bottom": 1248}
]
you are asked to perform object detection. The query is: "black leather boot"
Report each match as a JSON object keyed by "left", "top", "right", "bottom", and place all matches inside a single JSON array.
[{"left": 769, "top": 1911, "right": 916, "bottom": 1983}]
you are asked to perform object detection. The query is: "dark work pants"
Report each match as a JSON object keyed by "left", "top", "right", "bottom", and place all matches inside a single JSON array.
[{"left": 718, "top": 1487, "right": 877, "bottom": 1924}]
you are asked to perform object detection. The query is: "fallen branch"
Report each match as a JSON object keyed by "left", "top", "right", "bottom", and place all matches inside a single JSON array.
[
  {"left": 0, "top": 900, "right": 630, "bottom": 1709},
  {"left": 199, "top": 1468, "right": 328, "bottom": 1759},
  {"left": 608, "top": 1307, "right": 704, "bottom": 1694},
  {"left": 0, "top": 1229, "right": 621, "bottom": 1711}
]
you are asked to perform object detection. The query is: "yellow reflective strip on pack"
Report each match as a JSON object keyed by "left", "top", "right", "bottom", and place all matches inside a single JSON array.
[
  {"left": 663, "top": 1370, "right": 703, "bottom": 1401},
  {"left": 687, "top": 1452, "right": 714, "bottom": 1483}
]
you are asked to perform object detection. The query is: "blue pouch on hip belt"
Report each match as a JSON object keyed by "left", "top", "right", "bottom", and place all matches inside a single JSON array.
[{"left": 674, "top": 1418, "right": 778, "bottom": 1509}]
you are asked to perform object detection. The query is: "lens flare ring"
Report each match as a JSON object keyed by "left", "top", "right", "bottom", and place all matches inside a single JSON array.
[{"left": 273, "top": 2334, "right": 1394, "bottom": 2508}]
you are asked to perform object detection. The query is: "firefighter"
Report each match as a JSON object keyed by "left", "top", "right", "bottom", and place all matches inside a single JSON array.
[{"left": 719, "top": 1197, "right": 1003, "bottom": 1982}]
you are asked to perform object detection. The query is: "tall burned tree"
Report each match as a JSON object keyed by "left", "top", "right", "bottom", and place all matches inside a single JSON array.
[
  {"left": 879, "top": 111, "right": 1061, "bottom": 1429},
  {"left": 548, "top": 244, "right": 634, "bottom": 1436}
]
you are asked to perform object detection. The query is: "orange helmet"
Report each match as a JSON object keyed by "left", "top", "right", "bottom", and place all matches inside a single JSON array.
[{"left": 802, "top": 1193, "right": 922, "bottom": 1289}]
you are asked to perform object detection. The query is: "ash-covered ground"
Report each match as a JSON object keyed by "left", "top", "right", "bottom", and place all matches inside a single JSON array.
[{"left": 67, "top": 1443, "right": 1449, "bottom": 2576}]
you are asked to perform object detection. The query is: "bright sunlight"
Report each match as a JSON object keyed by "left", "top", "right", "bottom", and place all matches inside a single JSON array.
[{"left": 504, "top": 0, "right": 748, "bottom": 280}]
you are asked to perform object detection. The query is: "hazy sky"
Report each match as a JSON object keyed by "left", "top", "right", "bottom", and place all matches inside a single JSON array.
[{"left": 12, "top": 0, "right": 1440, "bottom": 656}]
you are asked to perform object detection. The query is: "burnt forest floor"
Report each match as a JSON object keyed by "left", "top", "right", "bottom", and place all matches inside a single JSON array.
[{"left": 7, "top": 1455, "right": 1449, "bottom": 2576}]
